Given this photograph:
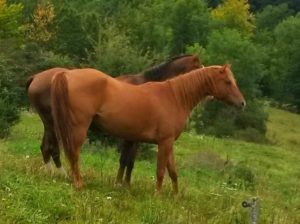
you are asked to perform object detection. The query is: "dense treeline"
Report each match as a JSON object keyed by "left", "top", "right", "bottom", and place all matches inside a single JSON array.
[{"left": 0, "top": 0, "right": 299, "bottom": 142}]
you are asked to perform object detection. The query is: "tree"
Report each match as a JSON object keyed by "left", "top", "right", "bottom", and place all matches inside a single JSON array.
[
  {"left": 26, "top": 1, "right": 55, "bottom": 43},
  {"left": 89, "top": 23, "right": 151, "bottom": 76},
  {"left": 256, "top": 3, "right": 294, "bottom": 31},
  {"left": 49, "top": 3, "right": 91, "bottom": 61},
  {"left": 0, "top": 0, "right": 24, "bottom": 137},
  {"left": 271, "top": 13, "right": 300, "bottom": 109},
  {"left": 192, "top": 28, "right": 268, "bottom": 141},
  {"left": 169, "top": 0, "right": 211, "bottom": 54},
  {"left": 212, "top": 0, "right": 255, "bottom": 37},
  {"left": 0, "top": 0, "right": 23, "bottom": 38}
]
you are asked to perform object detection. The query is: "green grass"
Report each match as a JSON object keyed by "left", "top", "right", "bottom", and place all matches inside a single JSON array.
[{"left": 0, "top": 108, "right": 300, "bottom": 223}]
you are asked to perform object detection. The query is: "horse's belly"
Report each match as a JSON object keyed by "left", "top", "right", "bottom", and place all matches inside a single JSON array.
[{"left": 93, "top": 112, "right": 157, "bottom": 143}]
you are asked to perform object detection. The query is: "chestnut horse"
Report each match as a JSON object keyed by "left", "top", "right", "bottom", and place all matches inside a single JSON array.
[
  {"left": 26, "top": 55, "right": 201, "bottom": 177},
  {"left": 115, "top": 55, "right": 201, "bottom": 185},
  {"left": 50, "top": 65, "right": 245, "bottom": 192}
]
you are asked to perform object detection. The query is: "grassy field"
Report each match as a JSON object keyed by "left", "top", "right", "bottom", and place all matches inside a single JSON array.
[{"left": 0, "top": 107, "right": 300, "bottom": 223}]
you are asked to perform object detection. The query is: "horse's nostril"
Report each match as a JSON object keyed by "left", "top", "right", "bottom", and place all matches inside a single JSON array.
[{"left": 241, "top": 101, "right": 246, "bottom": 108}]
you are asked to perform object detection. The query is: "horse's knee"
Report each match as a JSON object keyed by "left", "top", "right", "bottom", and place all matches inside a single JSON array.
[
  {"left": 156, "top": 169, "right": 165, "bottom": 182},
  {"left": 168, "top": 171, "right": 177, "bottom": 181}
]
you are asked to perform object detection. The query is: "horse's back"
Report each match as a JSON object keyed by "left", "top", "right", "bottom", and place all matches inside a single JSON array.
[
  {"left": 28, "top": 68, "right": 68, "bottom": 94},
  {"left": 116, "top": 74, "right": 145, "bottom": 85},
  {"left": 63, "top": 68, "right": 113, "bottom": 118}
]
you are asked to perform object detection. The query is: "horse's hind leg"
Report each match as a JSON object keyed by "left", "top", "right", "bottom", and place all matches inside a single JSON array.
[
  {"left": 40, "top": 129, "right": 54, "bottom": 175},
  {"left": 124, "top": 142, "right": 138, "bottom": 185},
  {"left": 48, "top": 127, "right": 68, "bottom": 178},
  {"left": 69, "top": 125, "right": 88, "bottom": 189}
]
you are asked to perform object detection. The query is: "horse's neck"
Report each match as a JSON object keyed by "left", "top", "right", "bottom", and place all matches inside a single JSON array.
[
  {"left": 169, "top": 69, "right": 212, "bottom": 113},
  {"left": 143, "top": 64, "right": 172, "bottom": 82}
]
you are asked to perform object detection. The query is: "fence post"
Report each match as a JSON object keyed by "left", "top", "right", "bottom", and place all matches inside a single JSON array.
[{"left": 242, "top": 197, "right": 260, "bottom": 224}]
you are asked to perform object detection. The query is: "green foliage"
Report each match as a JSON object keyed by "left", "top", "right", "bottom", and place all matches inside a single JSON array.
[
  {"left": 26, "top": 1, "right": 55, "bottom": 43},
  {"left": 125, "top": 0, "right": 172, "bottom": 55},
  {"left": 191, "top": 29, "right": 268, "bottom": 141},
  {"left": 256, "top": 3, "right": 294, "bottom": 30},
  {"left": 0, "top": 55, "right": 20, "bottom": 137},
  {"left": 0, "top": 0, "right": 24, "bottom": 137},
  {"left": 169, "top": 0, "right": 211, "bottom": 54},
  {"left": 211, "top": 0, "right": 255, "bottom": 37},
  {"left": 272, "top": 13, "right": 300, "bottom": 109},
  {"left": 37, "top": 51, "right": 74, "bottom": 69},
  {"left": 193, "top": 100, "right": 268, "bottom": 142},
  {"left": 227, "top": 161, "right": 256, "bottom": 189},
  {"left": 0, "top": 0, "right": 23, "bottom": 38},
  {"left": 49, "top": 4, "right": 91, "bottom": 61},
  {"left": 0, "top": 0, "right": 299, "bottom": 142},
  {"left": 89, "top": 23, "right": 151, "bottom": 76},
  {"left": 0, "top": 99, "right": 19, "bottom": 137}
]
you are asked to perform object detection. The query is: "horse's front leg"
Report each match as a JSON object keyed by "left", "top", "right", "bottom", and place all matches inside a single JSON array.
[
  {"left": 156, "top": 139, "right": 174, "bottom": 193},
  {"left": 116, "top": 140, "right": 131, "bottom": 184},
  {"left": 116, "top": 141, "right": 128, "bottom": 185},
  {"left": 167, "top": 150, "right": 178, "bottom": 193}
]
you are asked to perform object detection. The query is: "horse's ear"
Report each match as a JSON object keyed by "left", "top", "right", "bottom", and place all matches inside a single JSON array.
[
  {"left": 226, "top": 63, "right": 232, "bottom": 69},
  {"left": 221, "top": 63, "right": 231, "bottom": 72}
]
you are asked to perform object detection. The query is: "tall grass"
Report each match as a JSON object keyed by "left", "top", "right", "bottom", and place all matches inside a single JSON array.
[{"left": 0, "top": 108, "right": 300, "bottom": 223}]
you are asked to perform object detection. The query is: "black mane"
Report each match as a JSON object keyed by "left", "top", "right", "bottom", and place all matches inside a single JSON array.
[{"left": 143, "top": 54, "right": 193, "bottom": 81}]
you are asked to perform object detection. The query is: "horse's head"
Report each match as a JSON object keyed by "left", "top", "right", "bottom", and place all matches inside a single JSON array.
[
  {"left": 183, "top": 54, "right": 202, "bottom": 71},
  {"left": 210, "top": 64, "right": 246, "bottom": 110},
  {"left": 170, "top": 54, "right": 202, "bottom": 76}
]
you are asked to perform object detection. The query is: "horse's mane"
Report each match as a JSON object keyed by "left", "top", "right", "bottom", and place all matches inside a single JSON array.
[
  {"left": 143, "top": 54, "right": 194, "bottom": 81},
  {"left": 169, "top": 66, "right": 217, "bottom": 110}
]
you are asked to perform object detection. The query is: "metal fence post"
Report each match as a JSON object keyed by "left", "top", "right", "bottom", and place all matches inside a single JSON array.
[{"left": 242, "top": 197, "right": 260, "bottom": 224}]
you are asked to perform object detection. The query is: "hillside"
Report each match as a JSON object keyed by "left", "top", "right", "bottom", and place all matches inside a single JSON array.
[{"left": 0, "top": 107, "right": 300, "bottom": 223}]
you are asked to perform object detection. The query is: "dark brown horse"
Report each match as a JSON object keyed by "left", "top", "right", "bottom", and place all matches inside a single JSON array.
[
  {"left": 26, "top": 55, "right": 201, "bottom": 177},
  {"left": 117, "top": 55, "right": 201, "bottom": 84},
  {"left": 27, "top": 67, "right": 69, "bottom": 175},
  {"left": 50, "top": 65, "right": 245, "bottom": 192}
]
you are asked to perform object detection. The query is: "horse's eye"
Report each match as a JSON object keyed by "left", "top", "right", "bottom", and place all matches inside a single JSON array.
[{"left": 225, "top": 80, "right": 231, "bottom": 85}]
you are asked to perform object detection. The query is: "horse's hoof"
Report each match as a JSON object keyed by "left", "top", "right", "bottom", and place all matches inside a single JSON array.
[
  {"left": 154, "top": 189, "right": 162, "bottom": 197},
  {"left": 122, "top": 181, "right": 131, "bottom": 188},
  {"left": 114, "top": 180, "right": 123, "bottom": 188},
  {"left": 74, "top": 181, "right": 83, "bottom": 190},
  {"left": 57, "top": 166, "right": 69, "bottom": 179},
  {"left": 41, "top": 162, "right": 54, "bottom": 176}
]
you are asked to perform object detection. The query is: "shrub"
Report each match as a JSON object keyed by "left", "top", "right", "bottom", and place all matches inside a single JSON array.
[
  {"left": 89, "top": 23, "right": 152, "bottom": 76},
  {"left": 227, "top": 161, "right": 256, "bottom": 189},
  {"left": 0, "top": 54, "right": 21, "bottom": 138},
  {"left": 0, "top": 99, "right": 19, "bottom": 138},
  {"left": 192, "top": 100, "right": 268, "bottom": 142}
]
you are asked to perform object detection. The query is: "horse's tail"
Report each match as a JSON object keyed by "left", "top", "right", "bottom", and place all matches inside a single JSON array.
[
  {"left": 51, "top": 71, "right": 73, "bottom": 160},
  {"left": 25, "top": 75, "right": 35, "bottom": 92}
]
